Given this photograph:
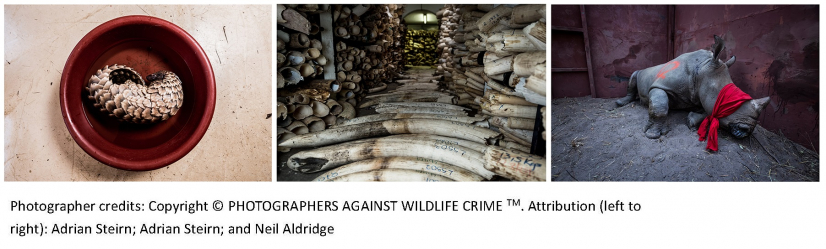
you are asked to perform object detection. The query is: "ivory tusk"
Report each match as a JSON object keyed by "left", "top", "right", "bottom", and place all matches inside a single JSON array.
[
  {"left": 338, "top": 101, "right": 356, "bottom": 119},
  {"left": 522, "top": 21, "right": 546, "bottom": 48},
  {"left": 367, "top": 82, "right": 387, "bottom": 93},
  {"left": 513, "top": 51, "right": 546, "bottom": 77},
  {"left": 499, "top": 140, "right": 531, "bottom": 153},
  {"left": 483, "top": 146, "right": 546, "bottom": 181},
  {"left": 276, "top": 4, "right": 287, "bottom": 23},
  {"left": 341, "top": 81, "right": 356, "bottom": 90},
  {"left": 277, "top": 30, "right": 290, "bottom": 42},
  {"left": 277, "top": 127, "right": 296, "bottom": 143},
  {"left": 277, "top": 101, "right": 287, "bottom": 119},
  {"left": 511, "top": 4, "right": 545, "bottom": 24},
  {"left": 359, "top": 94, "right": 457, "bottom": 108},
  {"left": 486, "top": 79, "right": 518, "bottom": 96},
  {"left": 335, "top": 113, "right": 485, "bottom": 127},
  {"left": 515, "top": 80, "right": 546, "bottom": 105},
  {"left": 484, "top": 55, "right": 514, "bottom": 76},
  {"left": 289, "top": 33, "right": 310, "bottom": 48},
  {"left": 498, "top": 31, "right": 538, "bottom": 53},
  {"left": 310, "top": 100, "right": 330, "bottom": 117},
  {"left": 286, "top": 136, "right": 492, "bottom": 179},
  {"left": 477, "top": 5, "right": 513, "bottom": 32},
  {"left": 345, "top": 73, "right": 361, "bottom": 83},
  {"left": 314, "top": 157, "right": 484, "bottom": 182},
  {"left": 277, "top": 115, "right": 293, "bottom": 127},
  {"left": 286, "top": 50, "right": 305, "bottom": 65},
  {"left": 284, "top": 119, "right": 309, "bottom": 135},
  {"left": 286, "top": 93, "right": 309, "bottom": 105},
  {"left": 482, "top": 102, "right": 537, "bottom": 119},
  {"left": 314, "top": 55, "right": 327, "bottom": 66},
  {"left": 326, "top": 169, "right": 455, "bottom": 182},
  {"left": 350, "top": 4, "right": 370, "bottom": 16},
  {"left": 485, "top": 30, "right": 522, "bottom": 44},
  {"left": 302, "top": 116, "right": 326, "bottom": 132},
  {"left": 278, "top": 118, "right": 502, "bottom": 148},
  {"left": 279, "top": 67, "right": 303, "bottom": 86},
  {"left": 381, "top": 134, "right": 488, "bottom": 153},
  {"left": 325, "top": 99, "right": 343, "bottom": 116},
  {"left": 491, "top": 116, "right": 533, "bottom": 145},
  {"left": 303, "top": 48, "right": 321, "bottom": 59},
  {"left": 369, "top": 90, "right": 450, "bottom": 99},
  {"left": 489, "top": 92, "right": 535, "bottom": 106},
  {"left": 375, "top": 102, "right": 470, "bottom": 111},
  {"left": 277, "top": 53, "right": 286, "bottom": 67},
  {"left": 374, "top": 106, "right": 469, "bottom": 116},
  {"left": 277, "top": 72, "right": 285, "bottom": 88},
  {"left": 506, "top": 117, "right": 536, "bottom": 130},
  {"left": 525, "top": 76, "right": 546, "bottom": 97},
  {"left": 291, "top": 104, "right": 314, "bottom": 120},
  {"left": 310, "top": 39, "right": 323, "bottom": 51},
  {"left": 393, "top": 83, "right": 440, "bottom": 91},
  {"left": 338, "top": 90, "right": 355, "bottom": 99},
  {"left": 464, "top": 71, "right": 485, "bottom": 83},
  {"left": 321, "top": 114, "right": 337, "bottom": 127},
  {"left": 298, "top": 63, "right": 315, "bottom": 77},
  {"left": 303, "top": 80, "right": 338, "bottom": 93}
]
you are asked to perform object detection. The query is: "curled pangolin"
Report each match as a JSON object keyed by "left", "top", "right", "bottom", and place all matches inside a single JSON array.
[{"left": 87, "top": 64, "right": 184, "bottom": 124}]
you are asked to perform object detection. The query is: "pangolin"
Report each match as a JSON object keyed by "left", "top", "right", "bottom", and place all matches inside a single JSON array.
[{"left": 87, "top": 64, "right": 183, "bottom": 124}]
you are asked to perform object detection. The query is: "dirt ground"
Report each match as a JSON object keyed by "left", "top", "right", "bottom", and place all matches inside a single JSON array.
[{"left": 551, "top": 97, "right": 819, "bottom": 182}]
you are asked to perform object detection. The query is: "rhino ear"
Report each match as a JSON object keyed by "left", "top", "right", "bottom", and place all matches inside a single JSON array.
[
  {"left": 751, "top": 97, "right": 770, "bottom": 112},
  {"left": 712, "top": 35, "right": 725, "bottom": 62},
  {"left": 725, "top": 55, "right": 736, "bottom": 67}
]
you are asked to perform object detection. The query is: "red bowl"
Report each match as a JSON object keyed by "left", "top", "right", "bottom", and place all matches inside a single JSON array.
[{"left": 60, "top": 15, "right": 216, "bottom": 171}]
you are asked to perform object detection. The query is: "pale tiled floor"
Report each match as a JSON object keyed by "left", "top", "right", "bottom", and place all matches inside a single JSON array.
[{"left": 4, "top": 5, "right": 272, "bottom": 181}]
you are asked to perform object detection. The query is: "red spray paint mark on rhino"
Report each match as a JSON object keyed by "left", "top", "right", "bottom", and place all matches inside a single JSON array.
[{"left": 656, "top": 61, "right": 680, "bottom": 79}]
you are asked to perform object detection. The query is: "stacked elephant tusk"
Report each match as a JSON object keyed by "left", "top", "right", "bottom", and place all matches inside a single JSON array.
[
  {"left": 332, "top": 4, "right": 405, "bottom": 93},
  {"left": 432, "top": 4, "right": 547, "bottom": 153},
  {"left": 278, "top": 4, "right": 546, "bottom": 182},
  {"left": 405, "top": 30, "right": 439, "bottom": 66},
  {"left": 277, "top": 4, "right": 405, "bottom": 153},
  {"left": 281, "top": 67, "right": 545, "bottom": 181}
]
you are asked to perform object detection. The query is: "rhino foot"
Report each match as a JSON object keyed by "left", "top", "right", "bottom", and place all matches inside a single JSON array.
[
  {"left": 686, "top": 111, "right": 707, "bottom": 130},
  {"left": 644, "top": 121, "right": 668, "bottom": 139},
  {"left": 616, "top": 96, "right": 635, "bottom": 107}
]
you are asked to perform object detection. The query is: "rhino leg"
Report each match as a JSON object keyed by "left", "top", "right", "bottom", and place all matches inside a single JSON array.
[
  {"left": 686, "top": 111, "right": 707, "bottom": 130},
  {"left": 644, "top": 88, "right": 669, "bottom": 139},
  {"left": 616, "top": 71, "right": 639, "bottom": 106}
]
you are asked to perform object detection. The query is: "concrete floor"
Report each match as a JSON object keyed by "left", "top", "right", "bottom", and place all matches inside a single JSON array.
[{"left": 4, "top": 5, "right": 272, "bottom": 181}]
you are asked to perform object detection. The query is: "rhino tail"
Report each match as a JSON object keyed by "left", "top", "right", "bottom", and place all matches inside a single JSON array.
[{"left": 616, "top": 70, "right": 639, "bottom": 107}]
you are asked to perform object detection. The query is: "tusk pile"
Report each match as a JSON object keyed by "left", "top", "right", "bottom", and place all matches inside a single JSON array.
[
  {"left": 483, "top": 146, "right": 546, "bottom": 181},
  {"left": 326, "top": 169, "right": 455, "bottom": 182},
  {"left": 286, "top": 136, "right": 493, "bottom": 179},
  {"left": 279, "top": 118, "right": 501, "bottom": 148},
  {"left": 313, "top": 157, "right": 485, "bottom": 182},
  {"left": 335, "top": 113, "right": 485, "bottom": 127}
]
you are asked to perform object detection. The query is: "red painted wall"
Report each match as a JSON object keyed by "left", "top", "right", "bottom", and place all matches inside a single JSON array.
[
  {"left": 674, "top": 5, "right": 819, "bottom": 150},
  {"left": 550, "top": 5, "right": 592, "bottom": 98},
  {"left": 585, "top": 5, "right": 670, "bottom": 98}
]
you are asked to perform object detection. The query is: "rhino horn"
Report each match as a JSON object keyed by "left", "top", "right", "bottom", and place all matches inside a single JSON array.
[
  {"left": 725, "top": 55, "right": 736, "bottom": 68},
  {"left": 712, "top": 35, "right": 725, "bottom": 62},
  {"left": 751, "top": 97, "right": 770, "bottom": 111}
]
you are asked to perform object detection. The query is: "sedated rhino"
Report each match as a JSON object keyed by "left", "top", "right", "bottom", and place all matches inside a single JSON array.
[{"left": 615, "top": 35, "right": 770, "bottom": 151}]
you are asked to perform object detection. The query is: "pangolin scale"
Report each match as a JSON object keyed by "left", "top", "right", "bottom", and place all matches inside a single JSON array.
[{"left": 86, "top": 64, "right": 184, "bottom": 124}]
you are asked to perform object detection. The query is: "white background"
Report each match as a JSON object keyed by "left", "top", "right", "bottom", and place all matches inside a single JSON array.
[{"left": 2, "top": 1, "right": 824, "bottom": 248}]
